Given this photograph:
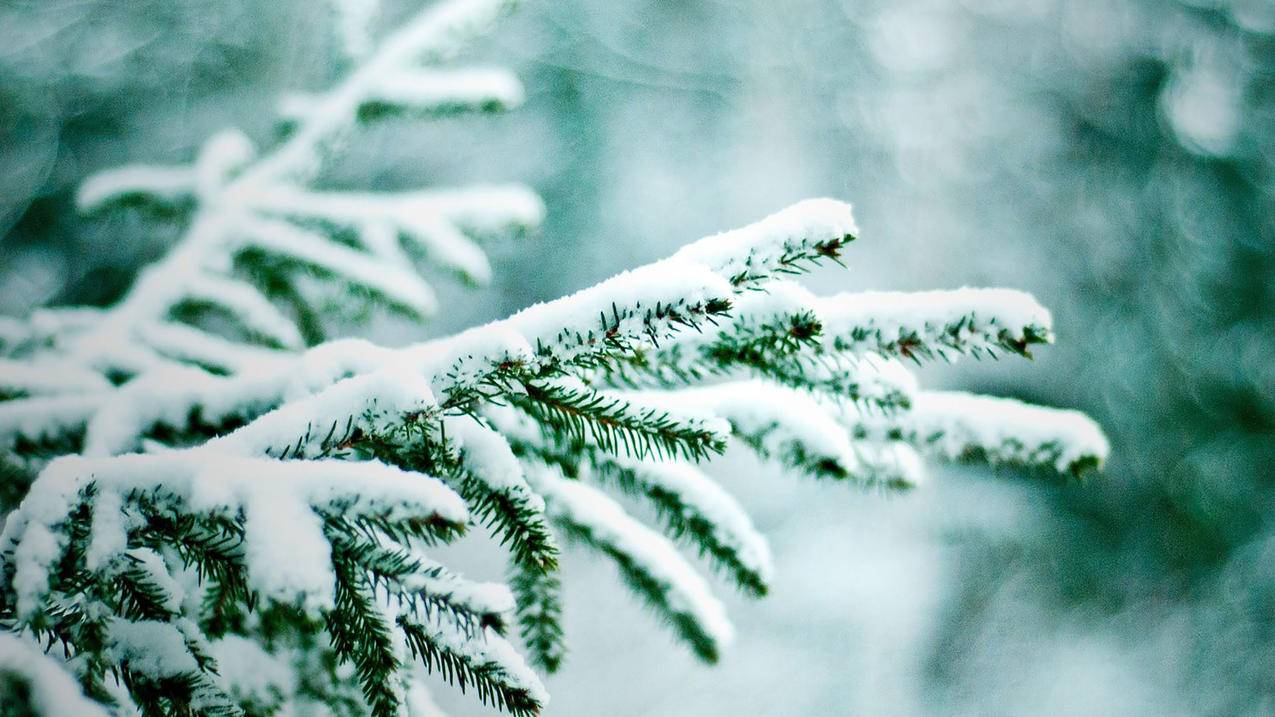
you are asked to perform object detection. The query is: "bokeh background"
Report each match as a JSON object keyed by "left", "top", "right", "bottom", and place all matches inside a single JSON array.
[{"left": 1, "top": 0, "right": 1272, "bottom": 714}]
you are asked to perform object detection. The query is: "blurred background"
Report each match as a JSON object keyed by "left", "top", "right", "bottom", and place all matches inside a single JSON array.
[{"left": 1, "top": 0, "right": 1272, "bottom": 714}]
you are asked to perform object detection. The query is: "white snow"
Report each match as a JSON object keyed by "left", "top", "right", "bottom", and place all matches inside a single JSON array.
[
  {"left": 600, "top": 456, "right": 773, "bottom": 585},
  {"left": 328, "top": 0, "right": 381, "bottom": 58},
  {"left": 208, "top": 368, "right": 436, "bottom": 458},
  {"left": 397, "top": 214, "right": 492, "bottom": 284},
  {"left": 245, "top": 184, "right": 544, "bottom": 240},
  {"left": 0, "top": 634, "right": 111, "bottom": 717},
  {"left": 0, "top": 359, "right": 111, "bottom": 396},
  {"left": 209, "top": 635, "right": 297, "bottom": 707},
  {"left": 85, "top": 488, "right": 128, "bottom": 571},
  {"left": 368, "top": 67, "right": 525, "bottom": 111},
  {"left": 906, "top": 391, "right": 1109, "bottom": 473},
  {"left": 672, "top": 198, "right": 858, "bottom": 283},
  {"left": 819, "top": 288, "right": 1052, "bottom": 358},
  {"left": 631, "top": 381, "right": 864, "bottom": 479},
  {"left": 6, "top": 450, "right": 468, "bottom": 616},
  {"left": 0, "top": 394, "right": 104, "bottom": 454},
  {"left": 849, "top": 390, "right": 1110, "bottom": 474},
  {"left": 854, "top": 441, "right": 927, "bottom": 488},
  {"left": 238, "top": 216, "right": 439, "bottom": 315},
  {"left": 193, "top": 129, "right": 256, "bottom": 199},
  {"left": 182, "top": 273, "right": 305, "bottom": 348},
  {"left": 137, "top": 321, "right": 293, "bottom": 375},
  {"left": 529, "top": 463, "right": 735, "bottom": 650},
  {"left": 75, "top": 165, "right": 195, "bottom": 213},
  {"left": 499, "top": 258, "right": 734, "bottom": 363},
  {"left": 105, "top": 618, "right": 200, "bottom": 677},
  {"left": 442, "top": 415, "right": 539, "bottom": 499}
]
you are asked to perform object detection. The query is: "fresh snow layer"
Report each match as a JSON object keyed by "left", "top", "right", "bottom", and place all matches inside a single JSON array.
[
  {"left": 0, "top": 634, "right": 110, "bottom": 717},
  {"left": 532, "top": 465, "right": 735, "bottom": 650},
  {"left": 631, "top": 381, "right": 865, "bottom": 480},
  {"left": 369, "top": 67, "right": 525, "bottom": 110},
  {"left": 6, "top": 452, "right": 467, "bottom": 617},
  {"left": 75, "top": 165, "right": 196, "bottom": 213},
  {"left": 602, "top": 456, "right": 773, "bottom": 585},
  {"left": 672, "top": 198, "right": 857, "bottom": 282},
  {"left": 819, "top": 288, "right": 1053, "bottom": 356},
  {"left": 209, "top": 635, "right": 297, "bottom": 707},
  {"left": 0, "top": 359, "right": 111, "bottom": 396},
  {"left": 0, "top": 393, "right": 105, "bottom": 451},
  {"left": 105, "top": 619, "right": 201, "bottom": 678},
  {"left": 443, "top": 415, "right": 541, "bottom": 504},
  {"left": 846, "top": 390, "right": 1110, "bottom": 475},
  {"left": 182, "top": 273, "right": 304, "bottom": 348},
  {"left": 906, "top": 391, "right": 1109, "bottom": 473},
  {"left": 239, "top": 216, "right": 439, "bottom": 315}
]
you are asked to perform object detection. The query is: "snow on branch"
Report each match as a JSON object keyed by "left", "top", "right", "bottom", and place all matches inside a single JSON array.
[
  {"left": 75, "top": 164, "right": 198, "bottom": 214},
  {"left": 5, "top": 453, "right": 467, "bottom": 615},
  {"left": 2, "top": 0, "right": 540, "bottom": 402},
  {"left": 820, "top": 288, "right": 1053, "bottom": 362},
  {"left": 1, "top": 198, "right": 859, "bottom": 468},
  {"left": 281, "top": 66, "right": 525, "bottom": 122},
  {"left": 0, "top": 634, "right": 110, "bottom": 717},
  {"left": 849, "top": 390, "right": 1110, "bottom": 476},
  {"left": 328, "top": 0, "right": 382, "bottom": 58},
  {"left": 672, "top": 198, "right": 857, "bottom": 288},
  {"left": 586, "top": 456, "right": 774, "bottom": 597},
  {"left": 627, "top": 381, "right": 925, "bottom": 488},
  {"left": 238, "top": 215, "right": 441, "bottom": 316},
  {"left": 0, "top": 74, "right": 1111, "bottom": 716},
  {"left": 527, "top": 463, "right": 735, "bottom": 663}
]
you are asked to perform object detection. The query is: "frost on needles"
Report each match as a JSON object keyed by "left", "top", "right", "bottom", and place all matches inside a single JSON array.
[{"left": 0, "top": 1, "right": 1109, "bottom": 716}]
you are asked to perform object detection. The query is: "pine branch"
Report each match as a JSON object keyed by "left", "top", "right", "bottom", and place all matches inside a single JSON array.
[
  {"left": 327, "top": 552, "right": 404, "bottom": 717},
  {"left": 2, "top": 0, "right": 539, "bottom": 393},
  {"left": 508, "top": 561, "right": 565, "bottom": 673},
  {"left": 528, "top": 464, "right": 733, "bottom": 664},
  {"left": 397, "top": 616, "right": 544, "bottom": 716},
  {"left": 0, "top": 634, "right": 110, "bottom": 717},
  {"left": 672, "top": 199, "right": 857, "bottom": 289},
  {"left": 514, "top": 379, "right": 728, "bottom": 463},
  {"left": 819, "top": 288, "right": 1053, "bottom": 362},
  {"left": 585, "top": 457, "right": 772, "bottom": 598},
  {"left": 0, "top": 143, "right": 1111, "bottom": 717},
  {"left": 848, "top": 390, "right": 1110, "bottom": 477}
]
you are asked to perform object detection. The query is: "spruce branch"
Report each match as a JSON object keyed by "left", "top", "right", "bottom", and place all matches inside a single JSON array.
[
  {"left": 2, "top": 0, "right": 540, "bottom": 390},
  {"left": 584, "top": 457, "right": 773, "bottom": 598},
  {"left": 0, "top": 55, "right": 1112, "bottom": 715},
  {"left": 0, "top": 633, "right": 111, "bottom": 717},
  {"left": 508, "top": 561, "right": 566, "bottom": 673},
  {"left": 514, "top": 379, "right": 729, "bottom": 463},
  {"left": 527, "top": 463, "right": 734, "bottom": 664},
  {"left": 848, "top": 390, "right": 1110, "bottom": 477},
  {"left": 819, "top": 288, "right": 1053, "bottom": 362},
  {"left": 397, "top": 615, "right": 544, "bottom": 716}
]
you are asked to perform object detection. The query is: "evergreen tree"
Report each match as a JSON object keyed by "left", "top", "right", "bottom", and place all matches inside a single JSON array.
[{"left": 0, "top": 1, "right": 1108, "bottom": 715}]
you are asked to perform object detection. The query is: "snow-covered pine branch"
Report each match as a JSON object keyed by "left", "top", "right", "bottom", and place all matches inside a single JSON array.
[
  {"left": 1, "top": 1, "right": 1111, "bottom": 714},
  {"left": 848, "top": 390, "right": 1111, "bottom": 476},
  {"left": 2, "top": 193, "right": 1108, "bottom": 716},
  {"left": 0, "top": 633, "right": 111, "bottom": 717},
  {"left": 1, "top": 0, "right": 541, "bottom": 384}
]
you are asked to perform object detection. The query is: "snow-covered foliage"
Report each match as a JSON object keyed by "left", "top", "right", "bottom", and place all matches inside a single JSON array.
[
  {"left": 0, "top": 0, "right": 542, "bottom": 384},
  {"left": 0, "top": 2, "right": 1109, "bottom": 716}
]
